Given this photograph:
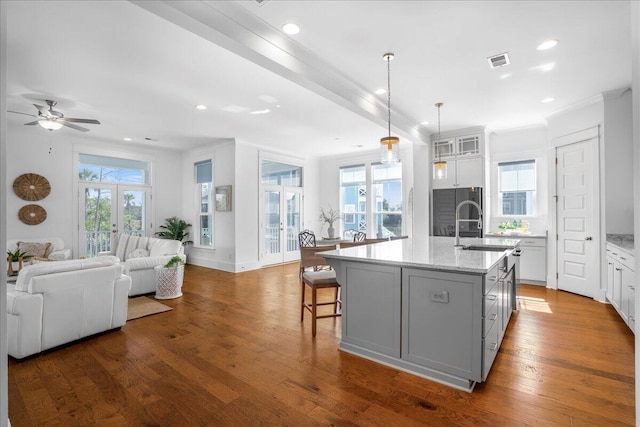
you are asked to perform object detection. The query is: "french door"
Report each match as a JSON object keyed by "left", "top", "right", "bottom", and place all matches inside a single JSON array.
[
  {"left": 261, "top": 186, "right": 303, "bottom": 265},
  {"left": 79, "top": 183, "right": 151, "bottom": 258}
]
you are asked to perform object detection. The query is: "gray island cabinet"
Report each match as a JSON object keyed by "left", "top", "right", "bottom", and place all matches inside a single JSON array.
[{"left": 321, "top": 236, "right": 519, "bottom": 392}]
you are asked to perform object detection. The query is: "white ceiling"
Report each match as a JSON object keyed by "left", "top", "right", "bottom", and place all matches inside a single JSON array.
[{"left": 5, "top": 0, "right": 632, "bottom": 157}]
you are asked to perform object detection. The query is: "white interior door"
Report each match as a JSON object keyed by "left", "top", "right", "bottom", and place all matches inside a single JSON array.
[
  {"left": 261, "top": 186, "right": 303, "bottom": 265},
  {"left": 556, "top": 139, "right": 599, "bottom": 298},
  {"left": 79, "top": 183, "right": 151, "bottom": 257}
]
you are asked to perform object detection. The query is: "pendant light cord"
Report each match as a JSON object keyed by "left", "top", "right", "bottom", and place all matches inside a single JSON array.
[{"left": 387, "top": 55, "right": 392, "bottom": 138}]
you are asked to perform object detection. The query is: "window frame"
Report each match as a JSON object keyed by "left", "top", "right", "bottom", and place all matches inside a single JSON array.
[
  {"left": 498, "top": 159, "right": 536, "bottom": 217},
  {"left": 194, "top": 159, "right": 214, "bottom": 249},
  {"left": 339, "top": 161, "right": 403, "bottom": 238}
]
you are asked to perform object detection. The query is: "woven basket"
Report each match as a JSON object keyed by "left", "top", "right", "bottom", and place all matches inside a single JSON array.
[
  {"left": 13, "top": 173, "right": 51, "bottom": 201},
  {"left": 154, "top": 264, "right": 184, "bottom": 299}
]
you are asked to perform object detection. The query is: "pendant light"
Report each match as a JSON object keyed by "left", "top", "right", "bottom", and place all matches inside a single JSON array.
[
  {"left": 380, "top": 52, "right": 399, "bottom": 163},
  {"left": 433, "top": 102, "right": 447, "bottom": 179}
]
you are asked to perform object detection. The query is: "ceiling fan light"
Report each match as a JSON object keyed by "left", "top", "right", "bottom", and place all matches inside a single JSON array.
[{"left": 38, "top": 119, "right": 63, "bottom": 131}]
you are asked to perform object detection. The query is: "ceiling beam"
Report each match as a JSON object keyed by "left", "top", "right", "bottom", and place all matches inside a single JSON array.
[{"left": 130, "top": 0, "right": 429, "bottom": 144}]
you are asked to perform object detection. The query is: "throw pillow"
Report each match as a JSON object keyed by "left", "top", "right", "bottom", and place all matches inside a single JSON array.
[
  {"left": 127, "top": 248, "right": 150, "bottom": 259},
  {"left": 150, "top": 239, "right": 181, "bottom": 257},
  {"left": 17, "top": 241, "right": 52, "bottom": 258}
]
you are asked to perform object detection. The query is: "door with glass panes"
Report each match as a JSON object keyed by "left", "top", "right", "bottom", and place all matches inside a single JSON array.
[
  {"left": 79, "top": 183, "right": 151, "bottom": 258},
  {"left": 262, "top": 186, "right": 303, "bottom": 265},
  {"left": 260, "top": 160, "right": 304, "bottom": 266}
]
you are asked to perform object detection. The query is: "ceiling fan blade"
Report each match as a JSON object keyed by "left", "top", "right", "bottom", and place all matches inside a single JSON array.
[
  {"left": 62, "top": 118, "right": 101, "bottom": 125},
  {"left": 33, "top": 104, "right": 52, "bottom": 118},
  {"left": 24, "top": 121, "right": 40, "bottom": 126},
  {"left": 8, "top": 110, "right": 37, "bottom": 118},
  {"left": 61, "top": 121, "right": 89, "bottom": 132}
]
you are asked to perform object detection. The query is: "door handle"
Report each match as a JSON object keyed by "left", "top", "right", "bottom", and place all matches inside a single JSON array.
[{"left": 585, "top": 236, "right": 593, "bottom": 241}]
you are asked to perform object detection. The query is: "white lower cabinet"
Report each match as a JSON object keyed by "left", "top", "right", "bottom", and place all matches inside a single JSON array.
[
  {"left": 606, "top": 243, "right": 635, "bottom": 334},
  {"left": 518, "top": 237, "right": 547, "bottom": 283}
]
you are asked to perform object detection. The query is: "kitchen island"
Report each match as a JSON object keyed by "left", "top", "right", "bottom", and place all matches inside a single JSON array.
[{"left": 321, "top": 236, "right": 519, "bottom": 392}]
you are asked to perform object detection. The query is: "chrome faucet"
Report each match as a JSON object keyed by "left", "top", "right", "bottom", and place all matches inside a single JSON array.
[{"left": 455, "top": 200, "right": 483, "bottom": 246}]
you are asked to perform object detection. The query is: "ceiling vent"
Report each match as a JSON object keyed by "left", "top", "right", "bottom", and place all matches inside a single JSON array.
[
  {"left": 487, "top": 52, "right": 510, "bottom": 68},
  {"left": 254, "top": 0, "right": 270, "bottom": 6}
]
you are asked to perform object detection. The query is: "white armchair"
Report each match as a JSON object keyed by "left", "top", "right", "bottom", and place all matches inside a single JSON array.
[
  {"left": 7, "top": 237, "right": 72, "bottom": 261},
  {"left": 6, "top": 256, "right": 131, "bottom": 359},
  {"left": 100, "top": 234, "right": 186, "bottom": 296}
]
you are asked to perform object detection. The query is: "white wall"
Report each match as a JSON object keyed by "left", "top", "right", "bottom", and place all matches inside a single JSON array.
[
  {"left": 235, "top": 142, "right": 258, "bottom": 271},
  {"left": 603, "top": 88, "right": 634, "bottom": 234},
  {"left": 630, "top": 1, "right": 640, "bottom": 422},
  {"left": 488, "top": 126, "right": 549, "bottom": 234},
  {"left": 181, "top": 140, "right": 239, "bottom": 272},
  {"left": 1, "top": 1, "right": 8, "bottom": 423},
  {"left": 5, "top": 125, "right": 183, "bottom": 258}
]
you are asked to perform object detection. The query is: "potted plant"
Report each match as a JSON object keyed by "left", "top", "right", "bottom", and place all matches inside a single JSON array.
[
  {"left": 6, "top": 248, "right": 33, "bottom": 275},
  {"left": 155, "top": 217, "right": 194, "bottom": 246},
  {"left": 154, "top": 255, "right": 185, "bottom": 300},
  {"left": 319, "top": 207, "right": 341, "bottom": 239}
]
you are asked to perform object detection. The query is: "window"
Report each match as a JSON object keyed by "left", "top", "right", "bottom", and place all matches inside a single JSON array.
[
  {"left": 195, "top": 160, "right": 213, "bottom": 247},
  {"left": 340, "top": 162, "right": 403, "bottom": 238},
  {"left": 340, "top": 165, "right": 367, "bottom": 233},
  {"left": 499, "top": 160, "right": 535, "bottom": 216},
  {"left": 79, "top": 154, "right": 149, "bottom": 184},
  {"left": 372, "top": 162, "right": 402, "bottom": 237},
  {"left": 261, "top": 160, "right": 302, "bottom": 186}
]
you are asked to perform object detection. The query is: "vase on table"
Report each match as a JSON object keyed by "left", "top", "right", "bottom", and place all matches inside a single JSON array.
[{"left": 327, "top": 226, "right": 335, "bottom": 239}]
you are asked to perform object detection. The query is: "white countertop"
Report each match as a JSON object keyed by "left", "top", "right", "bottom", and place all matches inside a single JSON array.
[
  {"left": 320, "top": 236, "right": 521, "bottom": 274},
  {"left": 485, "top": 231, "right": 547, "bottom": 238}
]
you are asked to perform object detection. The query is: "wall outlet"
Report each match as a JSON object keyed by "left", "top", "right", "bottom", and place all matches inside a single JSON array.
[{"left": 430, "top": 290, "right": 449, "bottom": 303}]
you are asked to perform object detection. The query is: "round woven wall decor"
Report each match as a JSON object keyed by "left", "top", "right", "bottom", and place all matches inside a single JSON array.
[
  {"left": 13, "top": 173, "right": 51, "bottom": 201},
  {"left": 18, "top": 204, "right": 47, "bottom": 225}
]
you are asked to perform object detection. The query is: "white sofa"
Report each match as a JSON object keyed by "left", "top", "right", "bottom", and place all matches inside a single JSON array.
[
  {"left": 7, "top": 237, "right": 72, "bottom": 261},
  {"left": 100, "top": 234, "right": 186, "bottom": 296},
  {"left": 6, "top": 256, "right": 131, "bottom": 359}
]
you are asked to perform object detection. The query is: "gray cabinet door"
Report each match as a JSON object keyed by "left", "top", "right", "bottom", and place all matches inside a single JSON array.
[
  {"left": 341, "top": 262, "right": 402, "bottom": 357},
  {"left": 401, "top": 268, "right": 483, "bottom": 382}
]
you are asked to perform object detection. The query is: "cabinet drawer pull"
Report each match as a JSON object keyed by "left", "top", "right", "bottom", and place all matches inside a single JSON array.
[
  {"left": 489, "top": 343, "right": 498, "bottom": 351},
  {"left": 621, "top": 256, "right": 626, "bottom": 260},
  {"left": 630, "top": 316, "right": 635, "bottom": 321},
  {"left": 629, "top": 286, "right": 635, "bottom": 291},
  {"left": 616, "top": 268, "right": 622, "bottom": 271},
  {"left": 488, "top": 276, "right": 497, "bottom": 281},
  {"left": 490, "top": 313, "right": 497, "bottom": 321},
  {"left": 612, "top": 252, "right": 618, "bottom": 255},
  {"left": 486, "top": 295, "right": 497, "bottom": 301}
]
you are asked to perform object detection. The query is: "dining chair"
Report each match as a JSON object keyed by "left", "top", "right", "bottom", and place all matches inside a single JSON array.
[
  {"left": 343, "top": 229, "right": 357, "bottom": 241},
  {"left": 299, "top": 245, "right": 341, "bottom": 337},
  {"left": 353, "top": 231, "right": 366, "bottom": 242},
  {"left": 298, "top": 230, "right": 316, "bottom": 248}
]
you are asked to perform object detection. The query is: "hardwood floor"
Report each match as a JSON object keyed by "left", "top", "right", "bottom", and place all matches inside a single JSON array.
[{"left": 8, "top": 264, "right": 635, "bottom": 426}]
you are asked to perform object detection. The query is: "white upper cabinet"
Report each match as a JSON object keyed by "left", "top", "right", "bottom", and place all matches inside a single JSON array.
[{"left": 432, "top": 129, "right": 486, "bottom": 189}]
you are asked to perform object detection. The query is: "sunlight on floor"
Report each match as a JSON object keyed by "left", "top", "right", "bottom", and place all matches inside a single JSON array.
[{"left": 517, "top": 296, "right": 553, "bottom": 313}]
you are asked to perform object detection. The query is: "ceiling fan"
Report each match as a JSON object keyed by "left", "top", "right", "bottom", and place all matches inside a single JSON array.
[{"left": 9, "top": 100, "right": 100, "bottom": 132}]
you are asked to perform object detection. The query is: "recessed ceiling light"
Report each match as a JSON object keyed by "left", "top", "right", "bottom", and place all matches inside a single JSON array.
[
  {"left": 123, "top": 137, "right": 132, "bottom": 141},
  {"left": 541, "top": 97, "right": 556, "bottom": 103},
  {"left": 530, "top": 62, "right": 555, "bottom": 72},
  {"left": 500, "top": 73, "right": 512, "bottom": 79},
  {"left": 537, "top": 39, "right": 559, "bottom": 51},
  {"left": 420, "top": 121, "right": 430, "bottom": 126},
  {"left": 375, "top": 88, "right": 387, "bottom": 95},
  {"left": 223, "top": 105, "right": 249, "bottom": 113},
  {"left": 250, "top": 108, "right": 271, "bottom": 115},
  {"left": 282, "top": 23, "right": 300, "bottom": 35},
  {"left": 195, "top": 104, "right": 207, "bottom": 110}
]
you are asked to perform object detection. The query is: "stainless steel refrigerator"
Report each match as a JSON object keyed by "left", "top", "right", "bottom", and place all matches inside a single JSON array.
[{"left": 432, "top": 187, "right": 483, "bottom": 237}]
